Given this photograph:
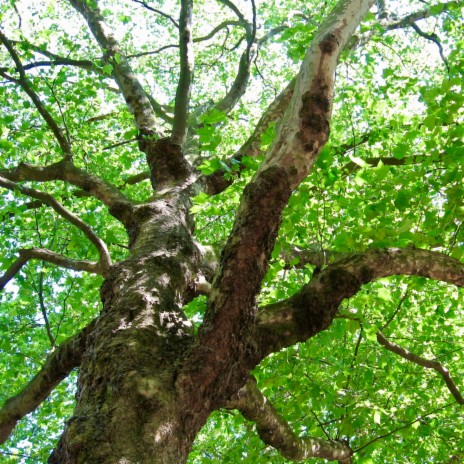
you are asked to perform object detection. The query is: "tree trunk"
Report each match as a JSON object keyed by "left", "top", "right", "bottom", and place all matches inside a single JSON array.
[{"left": 50, "top": 190, "right": 208, "bottom": 463}]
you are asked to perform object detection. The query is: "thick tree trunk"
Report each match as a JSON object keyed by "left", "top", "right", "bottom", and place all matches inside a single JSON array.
[{"left": 49, "top": 191, "right": 208, "bottom": 463}]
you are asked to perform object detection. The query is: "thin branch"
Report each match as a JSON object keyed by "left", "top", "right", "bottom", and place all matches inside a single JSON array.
[
  {"left": 349, "top": 1, "right": 462, "bottom": 50},
  {"left": 211, "top": 0, "right": 255, "bottom": 116},
  {"left": 133, "top": 0, "right": 179, "bottom": 28},
  {"left": 204, "top": 78, "right": 296, "bottom": 194},
  {"left": 0, "top": 248, "right": 102, "bottom": 291},
  {"left": 377, "top": 332, "right": 464, "bottom": 404},
  {"left": 171, "top": 0, "right": 194, "bottom": 146},
  {"left": 381, "top": 288, "right": 409, "bottom": 331},
  {"left": 0, "top": 321, "right": 95, "bottom": 445},
  {"left": 0, "top": 175, "right": 112, "bottom": 273},
  {"left": 0, "top": 160, "right": 134, "bottom": 225},
  {"left": 410, "top": 22, "right": 450, "bottom": 73},
  {"left": 0, "top": 31, "right": 72, "bottom": 157},
  {"left": 0, "top": 57, "right": 97, "bottom": 73},
  {"left": 69, "top": 0, "right": 157, "bottom": 133},
  {"left": 354, "top": 402, "right": 455, "bottom": 453},
  {"left": 225, "top": 377, "right": 353, "bottom": 462},
  {"left": 385, "top": 1, "right": 460, "bottom": 31},
  {"left": 195, "top": 20, "right": 241, "bottom": 42}
]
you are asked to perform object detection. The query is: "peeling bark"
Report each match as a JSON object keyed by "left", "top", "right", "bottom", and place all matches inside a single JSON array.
[{"left": 256, "top": 248, "right": 464, "bottom": 359}]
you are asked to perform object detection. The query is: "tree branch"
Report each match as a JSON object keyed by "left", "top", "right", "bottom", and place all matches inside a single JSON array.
[
  {"left": 195, "top": 20, "right": 241, "bottom": 42},
  {"left": 376, "top": 331, "right": 464, "bottom": 404},
  {"left": 178, "top": 0, "right": 376, "bottom": 415},
  {"left": 348, "top": 1, "right": 462, "bottom": 50},
  {"left": 225, "top": 377, "right": 353, "bottom": 462},
  {"left": 203, "top": 78, "right": 296, "bottom": 194},
  {"left": 133, "top": 0, "right": 179, "bottom": 28},
  {"left": 0, "top": 248, "right": 102, "bottom": 292},
  {"left": 0, "top": 321, "right": 95, "bottom": 445},
  {"left": 409, "top": 23, "right": 449, "bottom": 73},
  {"left": 256, "top": 248, "right": 464, "bottom": 360},
  {"left": 384, "top": 1, "right": 460, "bottom": 31},
  {"left": 68, "top": 0, "right": 157, "bottom": 133},
  {"left": 211, "top": 0, "right": 256, "bottom": 116},
  {"left": 0, "top": 57, "right": 97, "bottom": 73},
  {"left": 0, "top": 160, "right": 134, "bottom": 226},
  {"left": 0, "top": 32, "right": 72, "bottom": 157},
  {"left": 0, "top": 175, "right": 112, "bottom": 273},
  {"left": 171, "top": 0, "right": 194, "bottom": 147}
]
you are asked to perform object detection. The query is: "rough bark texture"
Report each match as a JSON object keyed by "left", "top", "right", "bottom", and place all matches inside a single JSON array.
[
  {"left": 5, "top": 1, "right": 462, "bottom": 463},
  {"left": 50, "top": 189, "right": 203, "bottom": 463}
]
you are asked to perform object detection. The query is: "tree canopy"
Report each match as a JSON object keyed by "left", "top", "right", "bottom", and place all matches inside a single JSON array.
[{"left": 0, "top": 0, "right": 463, "bottom": 463}]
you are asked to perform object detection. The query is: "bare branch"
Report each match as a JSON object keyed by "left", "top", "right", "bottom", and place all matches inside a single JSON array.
[
  {"left": 133, "top": 0, "right": 179, "bottom": 28},
  {"left": 225, "top": 377, "right": 353, "bottom": 462},
  {"left": 0, "top": 321, "right": 95, "bottom": 445},
  {"left": 0, "top": 175, "right": 112, "bottom": 273},
  {"left": 0, "top": 248, "right": 102, "bottom": 292},
  {"left": 68, "top": 0, "right": 157, "bottom": 133},
  {"left": 376, "top": 331, "right": 464, "bottom": 404},
  {"left": 0, "top": 31, "right": 72, "bottom": 157},
  {"left": 171, "top": 0, "right": 194, "bottom": 147},
  {"left": 0, "top": 160, "right": 134, "bottom": 225},
  {"left": 256, "top": 248, "right": 464, "bottom": 360},
  {"left": 0, "top": 57, "right": 97, "bottom": 73},
  {"left": 410, "top": 23, "right": 449, "bottom": 73},
  {"left": 348, "top": 1, "right": 462, "bottom": 50}
]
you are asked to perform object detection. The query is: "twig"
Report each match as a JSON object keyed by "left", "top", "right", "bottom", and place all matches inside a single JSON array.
[
  {"left": 377, "top": 332, "right": 464, "bottom": 404},
  {"left": 133, "top": 0, "right": 179, "bottom": 28},
  {"left": 354, "top": 402, "right": 455, "bottom": 453}
]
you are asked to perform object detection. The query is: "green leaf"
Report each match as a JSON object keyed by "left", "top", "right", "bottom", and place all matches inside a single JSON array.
[{"left": 102, "top": 63, "right": 113, "bottom": 75}]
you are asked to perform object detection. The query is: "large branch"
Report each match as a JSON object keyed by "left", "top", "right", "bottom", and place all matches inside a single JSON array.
[
  {"left": 0, "top": 160, "right": 134, "bottom": 225},
  {"left": 226, "top": 377, "right": 353, "bottom": 462},
  {"left": 376, "top": 332, "right": 464, "bottom": 404},
  {"left": 256, "top": 248, "right": 464, "bottom": 360},
  {"left": 0, "top": 32, "right": 72, "bottom": 157},
  {"left": 0, "top": 248, "right": 102, "bottom": 292},
  {"left": 171, "top": 0, "right": 194, "bottom": 147},
  {"left": 0, "top": 322, "right": 95, "bottom": 445},
  {"left": 68, "top": 0, "right": 157, "bottom": 133},
  {"left": 0, "top": 175, "right": 112, "bottom": 273},
  {"left": 178, "top": 0, "right": 376, "bottom": 415}
]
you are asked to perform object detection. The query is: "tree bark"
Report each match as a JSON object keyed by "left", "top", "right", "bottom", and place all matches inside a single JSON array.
[{"left": 49, "top": 190, "right": 207, "bottom": 463}]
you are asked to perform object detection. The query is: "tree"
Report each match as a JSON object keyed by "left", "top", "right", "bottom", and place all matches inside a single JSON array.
[{"left": 0, "top": 0, "right": 463, "bottom": 461}]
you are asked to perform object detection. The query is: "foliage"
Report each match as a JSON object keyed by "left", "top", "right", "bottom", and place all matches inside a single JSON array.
[{"left": 0, "top": 0, "right": 463, "bottom": 462}]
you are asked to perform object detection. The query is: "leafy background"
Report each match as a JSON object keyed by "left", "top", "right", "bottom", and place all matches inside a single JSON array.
[{"left": 1, "top": 0, "right": 463, "bottom": 462}]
